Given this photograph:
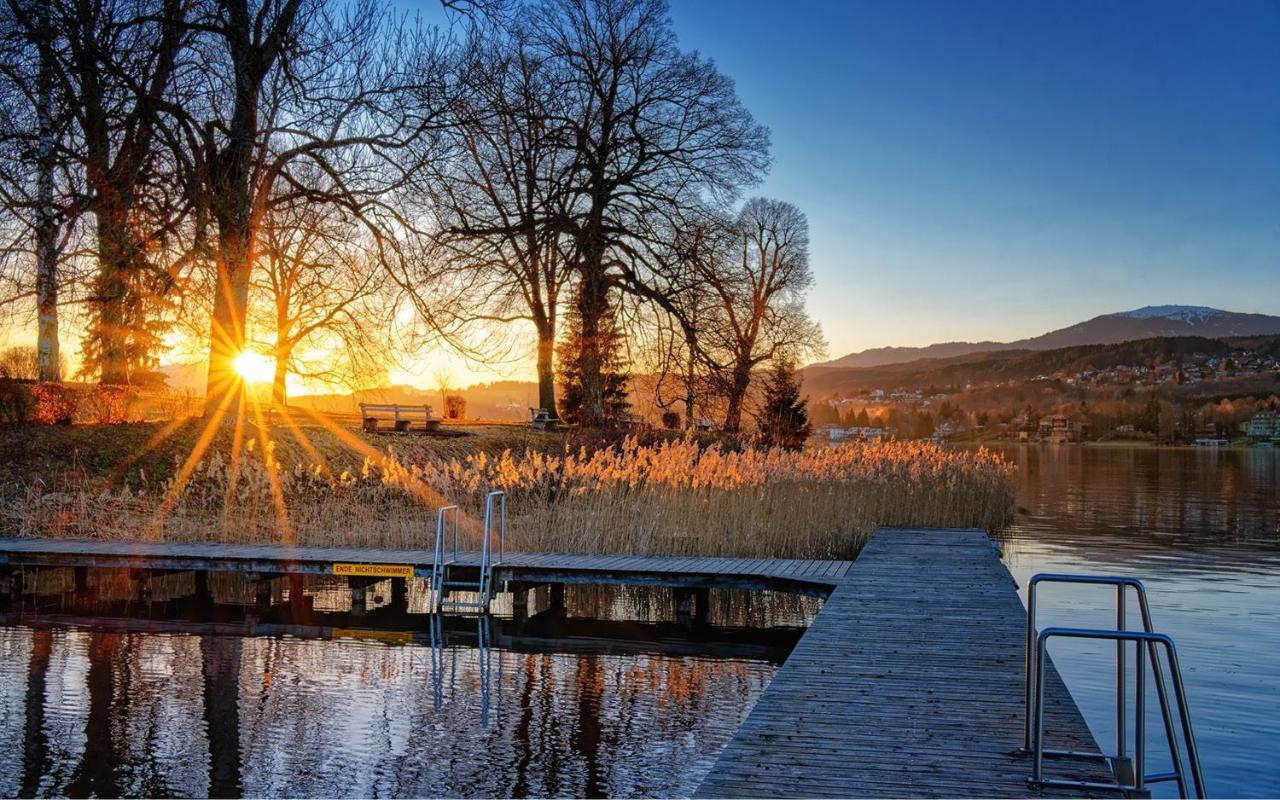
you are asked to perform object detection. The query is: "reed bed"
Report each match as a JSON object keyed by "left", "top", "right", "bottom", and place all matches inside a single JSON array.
[{"left": 8, "top": 437, "right": 1014, "bottom": 560}]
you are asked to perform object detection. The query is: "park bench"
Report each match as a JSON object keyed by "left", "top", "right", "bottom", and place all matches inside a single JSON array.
[
  {"left": 529, "top": 407, "right": 561, "bottom": 431},
  {"left": 359, "top": 403, "right": 440, "bottom": 433}
]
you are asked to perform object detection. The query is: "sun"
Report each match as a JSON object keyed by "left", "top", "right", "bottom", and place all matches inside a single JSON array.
[{"left": 234, "top": 350, "right": 275, "bottom": 384}]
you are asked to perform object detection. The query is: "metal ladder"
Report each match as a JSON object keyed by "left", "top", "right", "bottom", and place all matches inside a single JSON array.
[
  {"left": 1023, "top": 573, "right": 1206, "bottom": 798},
  {"left": 430, "top": 491, "right": 506, "bottom": 613}
]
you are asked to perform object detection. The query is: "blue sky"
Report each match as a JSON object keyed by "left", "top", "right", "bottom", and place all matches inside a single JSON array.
[
  {"left": 405, "top": 0, "right": 1279, "bottom": 363},
  {"left": 666, "top": 0, "right": 1280, "bottom": 357}
]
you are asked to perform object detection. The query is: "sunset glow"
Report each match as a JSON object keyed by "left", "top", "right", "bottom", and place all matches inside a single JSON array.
[{"left": 234, "top": 350, "right": 275, "bottom": 384}]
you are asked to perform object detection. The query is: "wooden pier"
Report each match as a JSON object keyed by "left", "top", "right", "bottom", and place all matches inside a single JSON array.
[
  {"left": 0, "top": 537, "right": 850, "bottom": 597},
  {"left": 696, "top": 528, "right": 1114, "bottom": 798},
  {"left": 0, "top": 529, "right": 1113, "bottom": 797}
]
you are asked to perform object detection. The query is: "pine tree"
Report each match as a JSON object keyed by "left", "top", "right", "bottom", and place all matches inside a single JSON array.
[
  {"left": 759, "top": 361, "right": 812, "bottom": 449},
  {"left": 557, "top": 292, "right": 630, "bottom": 426}
]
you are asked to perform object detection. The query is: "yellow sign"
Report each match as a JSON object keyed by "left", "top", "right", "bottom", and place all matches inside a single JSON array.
[
  {"left": 331, "top": 628, "right": 413, "bottom": 645},
  {"left": 331, "top": 562, "right": 415, "bottom": 579}
]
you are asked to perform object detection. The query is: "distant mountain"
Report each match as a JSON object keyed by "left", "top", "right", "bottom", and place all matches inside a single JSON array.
[
  {"left": 800, "top": 334, "right": 1280, "bottom": 397},
  {"left": 813, "top": 306, "right": 1280, "bottom": 369}
]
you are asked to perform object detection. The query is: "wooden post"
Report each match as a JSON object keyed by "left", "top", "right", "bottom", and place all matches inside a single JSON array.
[
  {"left": 350, "top": 577, "right": 368, "bottom": 617},
  {"left": 288, "top": 573, "right": 306, "bottom": 616},
  {"left": 694, "top": 587, "right": 711, "bottom": 626},
  {"left": 253, "top": 575, "right": 273, "bottom": 612},
  {"left": 194, "top": 569, "right": 211, "bottom": 610},
  {"left": 390, "top": 577, "right": 408, "bottom": 610},
  {"left": 674, "top": 587, "right": 693, "bottom": 624},
  {"left": 510, "top": 583, "right": 529, "bottom": 621}
]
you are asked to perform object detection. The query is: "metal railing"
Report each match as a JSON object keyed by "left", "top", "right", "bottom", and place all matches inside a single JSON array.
[
  {"left": 1024, "top": 573, "right": 1205, "bottom": 798},
  {"left": 431, "top": 491, "right": 506, "bottom": 613},
  {"left": 477, "top": 490, "right": 506, "bottom": 608},
  {"left": 430, "top": 504, "right": 460, "bottom": 604}
]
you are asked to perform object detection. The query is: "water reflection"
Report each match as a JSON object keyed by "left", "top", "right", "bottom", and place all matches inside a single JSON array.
[
  {"left": 981, "top": 444, "right": 1280, "bottom": 798},
  {"left": 0, "top": 580, "right": 812, "bottom": 798}
]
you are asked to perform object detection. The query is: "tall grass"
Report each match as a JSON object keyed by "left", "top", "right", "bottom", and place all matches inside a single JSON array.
[{"left": 10, "top": 437, "right": 1014, "bottom": 559}]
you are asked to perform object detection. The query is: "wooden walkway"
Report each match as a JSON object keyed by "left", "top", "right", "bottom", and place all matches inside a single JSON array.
[
  {"left": 0, "top": 538, "right": 850, "bottom": 596},
  {"left": 697, "top": 528, "right": 1114, "bottom": 798}
]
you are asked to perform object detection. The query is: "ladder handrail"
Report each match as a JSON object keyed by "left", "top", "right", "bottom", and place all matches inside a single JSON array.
[
  {"left": 1025, "top": 573, "right": 1205, "bottom": 798},
  {"left": 431, "top": 504, "right": 459, "bottom": 606},
  {"left": 1024, "top": 574, "right": 1158, "bottom": 755},
  {"left": 1031, "top": 627, "right": 1206, "bottom": 798},
  {"left": 478, "top": 490, "right": 505, "bottom": 607}
]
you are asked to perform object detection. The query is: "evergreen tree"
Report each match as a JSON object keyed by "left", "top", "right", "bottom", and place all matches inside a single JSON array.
[
  {"left": 1137, "top": 394, "right": 1162, "bottom": 434},
  {"left": 557, "top": 291, "right": 630, "bottom": 426},
  {"left": 759, "top": 361, "right": 812, "bottom": 449}
]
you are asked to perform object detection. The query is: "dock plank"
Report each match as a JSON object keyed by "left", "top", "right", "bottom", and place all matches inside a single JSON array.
[{"left": 696, "top": 527, "right": 1114, "bottom": 798}]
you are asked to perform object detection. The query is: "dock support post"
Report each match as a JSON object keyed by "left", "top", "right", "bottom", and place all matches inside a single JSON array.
[
  {"left": 674, "top": 587, "right": 694, "bottom": 624},
  {"left": 288, "top": 574, "right": 306, "bottom": 615},
  {"left": 349, "top": 577, "right": 374, "bottom": 617},
  {"left": 251, "top": 575, "right": 273, "bottom": 612},
  {"left": 694, "top": 587, "right": 711, "bottom": 626},
  {"left": 510, "top": 584, "right": 529, "bottom": 621},
  {"left": 1, "top": 567, "right": 15, "bottom": 601}
]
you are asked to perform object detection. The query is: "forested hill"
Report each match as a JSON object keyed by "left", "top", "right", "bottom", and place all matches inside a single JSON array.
[{"left": 801, "top": 335, "right": 1280, "bottom": 395}]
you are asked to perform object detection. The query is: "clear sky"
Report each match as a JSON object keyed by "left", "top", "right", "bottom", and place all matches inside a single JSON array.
[{"left": 666, "top": 0, "right": 1280, "bottom": 359}]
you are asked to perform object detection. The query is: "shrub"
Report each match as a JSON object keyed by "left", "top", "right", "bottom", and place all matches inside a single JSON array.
[
  {"left": 27, "top": 383, "right": 80, "bottom": 425},
  {"left": 0, "top": 378, "right": 31, "bottom": 424},
  {"left": 80, "top": 385, "right": 138, "bottom": 424},
  {"left": 444, "top": 394, "right": 466, "bottom": 420}
]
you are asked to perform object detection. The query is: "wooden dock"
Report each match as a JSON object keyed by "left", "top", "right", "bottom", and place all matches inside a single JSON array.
[
  {"left": 696, "top": 527, "right": 1113, "bottom": 798},
  {"left": 0, "top": 529, "right": 1114, "bottom": 796},
  {"left": 0, "top": 537, "right": 850, "bottom": 596}
]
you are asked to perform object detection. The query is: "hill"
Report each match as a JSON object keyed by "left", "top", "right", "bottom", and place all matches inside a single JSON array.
[
  {"left": 815, "top": 306, "right": 1280, "bottom": 369},
  {"left": 801, "top": 334, "right": 1280, "bottom": 396}
]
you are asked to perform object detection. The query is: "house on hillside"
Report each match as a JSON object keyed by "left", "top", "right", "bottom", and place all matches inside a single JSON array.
[
  {"left": 1243, "top": 411, "right": 1279, "bottom": 441},
  {"left": 1037, "top": 414, "right": 1087, "bottom": 444}
]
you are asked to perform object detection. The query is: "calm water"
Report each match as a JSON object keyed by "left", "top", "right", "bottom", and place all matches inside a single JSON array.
[
  {"left": 0, "top": 584, "right": 818, "bottom": 798},
  {"left": 989, "top": 444, "right": 1280, "bottom": 799},
  {"left": 2, "top": 447, "right": 1276, "bottom": 798}
]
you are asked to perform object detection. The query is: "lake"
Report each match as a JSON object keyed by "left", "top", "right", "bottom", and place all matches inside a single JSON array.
[
  {"left": 988, "top": 443, "right": 1280, "bottom": 799},
  {"left": 0, "top": 584, "right": 817, "bottom": 798},
  {"left": 1, "top": 444, "right": 1276, "bottom": 797}
]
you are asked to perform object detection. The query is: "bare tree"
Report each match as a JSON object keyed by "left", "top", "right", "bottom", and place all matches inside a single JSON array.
[
  {"left": 251, "top": 192, "right": 391, "bottom": 405},
  {"left": 697, "top": 198, "right": 823, "bottom": 432},
  {"left": 423, "top": 16, "right": 574, "bottom": 416},
  {"left": 0, "top": 0, "right": 81, "bottom": 382},
  {"left": 17, "top": 0, "right": 191, "bottom": 384},
  {"left": 180, "top": 0, "right": 445, "bottom": 416},
  {"left": 528, "top": 0, "right": 769, "bottom": 427}
]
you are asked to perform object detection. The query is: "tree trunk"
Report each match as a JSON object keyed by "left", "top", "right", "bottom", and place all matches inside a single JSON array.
[
  {"left": 683, "top": 331, "right": 697, "bottom": 430},
  {"left": 574, "top": 266, "right": 609, "bottom": 427},
  {"left": 271, "top": 343, "right": 289, "bottom": 407},
  {"left": 535, "top": 322, "right": 557, "bottom": 418},
  {"left": 34, "top": 17, "right": 59, "bottom": 383},
  {"left": 94, "top": 205, "right": 132, "bottom": 385},
  {"left": 722, "top": 366, "right": 752, "bottom": 433},
  {"left": 205, "top": 239, "right": 251, "bottom": 416}
]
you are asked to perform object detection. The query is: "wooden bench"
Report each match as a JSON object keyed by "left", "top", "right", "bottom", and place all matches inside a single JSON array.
[
  {"left": 529, "top": 407, "right": 560, "bottom": 431},
  {"left": 359, "top": 403, "right": 440, "bottom": 433}
]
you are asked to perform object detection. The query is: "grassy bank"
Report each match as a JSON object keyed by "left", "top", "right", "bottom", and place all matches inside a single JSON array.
[{"left": 2, "top": 417, "right": 1015, "bottom": 559}]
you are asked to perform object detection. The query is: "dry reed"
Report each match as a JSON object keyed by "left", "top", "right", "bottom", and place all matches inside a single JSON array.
[{"left": 8, "top": 435, "right": 1013, "bottom": 560}]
